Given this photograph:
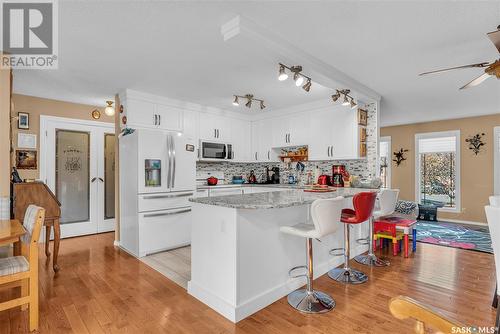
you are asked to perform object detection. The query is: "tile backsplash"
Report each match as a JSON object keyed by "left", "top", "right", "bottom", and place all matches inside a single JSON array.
[{"left": 197, "top": 103, "right": 378, "bottom": 185}]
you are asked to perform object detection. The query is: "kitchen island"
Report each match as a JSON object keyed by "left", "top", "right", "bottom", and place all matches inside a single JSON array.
[{"left": 188, "top": 188, "right": 374, "bottom": 322}]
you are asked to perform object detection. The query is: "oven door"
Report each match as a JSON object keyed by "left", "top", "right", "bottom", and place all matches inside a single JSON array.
[{"left": 201, "top": 141, "right": 227, "bottom": 159}]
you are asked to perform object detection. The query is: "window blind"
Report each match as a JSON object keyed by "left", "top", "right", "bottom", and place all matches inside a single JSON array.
[
  {"left": 418, "top": 136, "right": 456, "bottom": 153},
  {"left": 380, "top": 141, "right": 389, "bottom": 158}
]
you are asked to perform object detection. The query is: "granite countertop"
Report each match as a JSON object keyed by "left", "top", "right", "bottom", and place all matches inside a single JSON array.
[
  {"left": 196, "top": 183, "right": 306, "bottom": 190},
  {"left": 189, "top": 187, "right": 377, "bottom": 209}
]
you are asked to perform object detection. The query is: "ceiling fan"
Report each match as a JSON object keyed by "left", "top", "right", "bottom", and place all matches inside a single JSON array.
[{"left": 419, "top": 25, "right": 500, "bottom": 89}]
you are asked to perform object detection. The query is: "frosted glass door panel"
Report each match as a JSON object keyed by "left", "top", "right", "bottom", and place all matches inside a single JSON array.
[
  {"left": 56, "top": 130, "right": 90, "bottom": 224},
  {"left": 104, "top": 134, "right": 115, "bottom": 219}
]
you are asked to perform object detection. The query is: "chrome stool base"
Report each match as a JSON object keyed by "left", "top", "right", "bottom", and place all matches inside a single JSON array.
[
  {"left": 328, "top": 268, "right": 368, "bottom": 284},
  {"left": 354, "top": 253, "right": 390, "bottom": 267},
  {"left": 287, "top": 289, "right": 335, "bottom": 314}
]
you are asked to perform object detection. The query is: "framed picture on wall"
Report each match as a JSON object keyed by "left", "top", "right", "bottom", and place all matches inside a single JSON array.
[
  {"left": 16, "top": 150, "right": 37, "bottom": 169},
  {"left": 357, "top": 109, "right": 368, "bottom": 126},
  {"left": 18, "top": 112, "right": 29, "bottom": 129}
]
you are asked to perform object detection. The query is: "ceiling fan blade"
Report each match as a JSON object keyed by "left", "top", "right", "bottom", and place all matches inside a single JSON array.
[
  {"left": 459, "top": 72, "right": 491, "bottom": 90},
  {"left": 487, "top": 29, "right": 500, "bottom": 53},
  {"left": 419, "top": 62, "right": 490, "bottom": 76}
]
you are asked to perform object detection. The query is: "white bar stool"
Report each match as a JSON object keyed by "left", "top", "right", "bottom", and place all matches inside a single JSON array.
[
  {"left": 485, "top": 205, "right": 500, "bottom": 329},
  {"left": 280, "top": 196, "right": 344, "bottom": 314},
  {"left": 355, "top": 189, "right": 399, "bottom": 267}
]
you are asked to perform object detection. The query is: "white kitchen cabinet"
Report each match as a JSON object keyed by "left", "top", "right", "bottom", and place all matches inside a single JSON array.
[
  {"left": 272, "top": 114, "right": 309, "bottom": 147},
  {"left": 230, "top": 119, "right": 251, "bottom": 162},
  {"left": 156, "top": 103, "right": 183, "bottom": 131},
  {"left": 183, "top": 109, "right": 199, "bottom": 141},
  {"left": 124, "top": 98, "right": 183, "bottom": 131},
  {"left": 308, "top": 106, "right": 359, "bottom": 160},
  {"left": 199, "top": 113, "right": 231, "bottom": 142},
  {"left": 252, "top": 120, "right": 276, "bottom": 162},
  {"left": 125, "top": 98, "right": 157, "bottom": 129}
]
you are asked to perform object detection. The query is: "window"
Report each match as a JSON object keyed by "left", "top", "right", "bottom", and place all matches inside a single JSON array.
[
  {"left": 415, "top": 131, "right": 460, "bottom": 212},
  {"left": 379, "top": 137, "right": 391, "bottom": 188}
]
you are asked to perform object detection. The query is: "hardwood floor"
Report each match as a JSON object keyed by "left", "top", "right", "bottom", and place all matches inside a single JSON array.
[
  {"left": 0, "top": 232, "right": 496, "bottom": 333},
  {"left": 140, "top": 247, "right": 191, "bottom": 289}
]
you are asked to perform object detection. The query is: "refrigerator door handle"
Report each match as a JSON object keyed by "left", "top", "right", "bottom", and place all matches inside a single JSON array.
[
  {"left": 142, "top": 192, "right": 193, "bottom": 200},
  {"left": 143, "top": 207, "right": 192, "bottom": 218},
  {"left": 172, "top": 135, "right": 176, "bottom": 188},
  {"left": 167, "top": 135, "right": 172, "bottom": 189}
]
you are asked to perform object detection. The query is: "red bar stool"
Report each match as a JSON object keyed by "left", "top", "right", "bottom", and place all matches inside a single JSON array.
[{"left": 328, "top": 191, "right": 377, "bottom": 284}]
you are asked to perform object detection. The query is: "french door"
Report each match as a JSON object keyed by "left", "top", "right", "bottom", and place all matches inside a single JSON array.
[{"left": 40, "top": 116, "right": 115, "bottom": 238}]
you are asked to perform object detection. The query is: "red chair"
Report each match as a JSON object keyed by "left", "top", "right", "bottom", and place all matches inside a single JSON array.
[{"left": 328, "top": 191, "right": 377, "bottom": 284}]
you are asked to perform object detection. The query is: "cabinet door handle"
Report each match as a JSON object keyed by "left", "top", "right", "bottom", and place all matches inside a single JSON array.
[
  {"left": 327, "top": 146, "right": 330, "bottom": 157},
  {"left": 143, "top": 208, "right": 192, "bottom": 218},
  {"left": 154, "top": 114, "right": 157, "bottom": 125},
  {"left": 330, "top": 146, "right": 333, "bottom": 157},
  {"left": 255, "top": 152, "right": 257, "bottom": 161},
  {"left": 158, "top": 114, "right": 161, "bottom": 126},
  {"left": 214, "top": 129, "right": 217, "bottom": 138},
  {"left": 217, "top": 129, "right": 220, "bottom": 138},
  {"left": 268, "top": 150, "right": 270, "bottom": 160}
]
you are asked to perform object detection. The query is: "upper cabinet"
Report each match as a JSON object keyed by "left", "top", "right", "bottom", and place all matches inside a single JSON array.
[
  {"left": 272, "top": 114, "right": 309, "bottom": 147},
  {"left": 230, "top": 119, "right": 251, "bottom": 162},
  {"left": 252, "top": 120, "right": 277, "bottom": 162},
  {"left": 124, "top": 98, "right": 183, "bottom": 131},
  {"left": 308, "top": 107, "right": 359, "bottom": 160},
  {"left": 198, "top": 113, "right": 231, "bottom": 142}
]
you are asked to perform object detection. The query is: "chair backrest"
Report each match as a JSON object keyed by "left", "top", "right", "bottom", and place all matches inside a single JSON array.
[
  {"left": 485, "top": 205, "right": 500, "bottom": 287},
  {"left": 352, "top": 191, "right": 377, "bottom": 223},
  {"left": 310, "top": 196, "right": 344, "bottom": 238},
  {"left": 376, "top": 189, "right": 400, "bottom": 217},
  {"left": 490, "top": 196, "right": 500, "bottom": 207},
  {"left": 22, "top": 205, "right": 45, "bottom": 244}
]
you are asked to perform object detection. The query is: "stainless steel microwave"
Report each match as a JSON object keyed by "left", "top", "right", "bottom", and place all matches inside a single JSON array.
[{"left": 199, "top": 141, "right": 233, "bottom": 160}]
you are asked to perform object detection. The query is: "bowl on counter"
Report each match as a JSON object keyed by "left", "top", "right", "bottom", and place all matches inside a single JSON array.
[{"left": 232, "top": 179, "right": 245, "bottom": 184}]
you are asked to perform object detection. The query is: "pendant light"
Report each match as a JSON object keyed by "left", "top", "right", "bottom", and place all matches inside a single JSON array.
[{"left": 104, "top": 101, "right": 115, "bottom": 116}]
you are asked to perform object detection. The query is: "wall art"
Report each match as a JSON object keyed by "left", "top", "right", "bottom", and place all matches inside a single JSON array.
[
  {"left": 465, "top": 133, "right": 485, "bottom": 155},
  {"left": 393, "top": 148, "right": 409, "bottom": 166}
]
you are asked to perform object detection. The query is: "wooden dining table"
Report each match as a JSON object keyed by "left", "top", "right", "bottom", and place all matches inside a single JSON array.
[{"left": 0, "top": 219, "right": 26, "bottom": 255}]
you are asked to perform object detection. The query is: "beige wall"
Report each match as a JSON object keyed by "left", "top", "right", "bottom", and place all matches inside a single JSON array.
[
  {"left": 381, "top": 114, "right": 500, "bottom": 224},
  {"left": 11, "top": 94, "right": 113, "bottom": 180},
  {"left": 0, "top": 67, "right": 11, "bottom": 197}
]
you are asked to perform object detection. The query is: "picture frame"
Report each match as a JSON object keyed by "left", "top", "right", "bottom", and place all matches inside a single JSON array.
[
  {"left": 17, "top": 133, "right": 37, "bottom": 149},
  {"left": 359, "top": 127, "right": 367, "bottom": 142},
  {"left": 16, "top": 150, "right": 37, "bottom": 169},
  {"left": 358, "top": 109, "right": 368, "bottom": 126},
  {"left": 359, "top": 142, "right": 367, "bottom": 157},
  {"left": 18, "top": 112, "right": 29, "bottom": 129}
]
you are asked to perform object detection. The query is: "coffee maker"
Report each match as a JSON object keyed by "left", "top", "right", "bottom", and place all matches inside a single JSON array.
[
  {"left": 266, "top": 166, "right": 280, "bottom": 184},
  {"left": 332, "top": 165, "right": 346, "bottom": 187}
]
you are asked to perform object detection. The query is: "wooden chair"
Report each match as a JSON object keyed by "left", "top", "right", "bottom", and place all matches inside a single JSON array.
[
  {"left": 389, "top": 295, "right": 464, "bottom": 334},
  {"left": 0, "top": 205, "right": 44, "bottom": 332}
]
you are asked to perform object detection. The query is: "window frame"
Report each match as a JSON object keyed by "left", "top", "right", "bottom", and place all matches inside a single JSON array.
[
  {"left": 415, "top": 130, "right": 461, "bottom": 213},
  {"left": 379, "top": 136, "right": 392, "bottom": 189}
]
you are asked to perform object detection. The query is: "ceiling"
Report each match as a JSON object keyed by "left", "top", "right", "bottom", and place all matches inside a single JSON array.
[{"left": 12, "top": 1, "right": 500, "bottom": 126}]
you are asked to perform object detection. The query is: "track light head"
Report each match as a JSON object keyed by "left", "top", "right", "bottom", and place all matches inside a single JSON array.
[
  {"left": 232, "top": 96, "right": 239, "bottom": 106},
  {"left": 341, "top": 95, "right": 350, "bottom": 106},
  {"left": 278, "top": 64, "right": 288, "bottom": 81},
  {"left": 245, "top": 99, "right": 252, "bottom": 108},
  {"left": 294, "top": 73, "right": 304, "bottom": 86},
  {"left": 260, "top": 101, "right": 266, "bottom": 110},
  {"left": 331, "top": 92, "right": 341, "bottom": 102},
  {"left": 302, "top": 79, "right": 312, "bottom": 92},
  {"left": 350, "top": 98, "right": 357, "bottom": 109}
]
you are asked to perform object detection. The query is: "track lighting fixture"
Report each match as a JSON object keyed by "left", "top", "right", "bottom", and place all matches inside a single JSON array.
[
  {"left": 232, "top": 94, "right": 266, "bottom": 110},
  {"left": 277, "top": 63, "right": 312, "bottom": 92},
  {"left": 331, "top": 89, "right": 358, "bottom": 110},
  {"left": 232, "top": 96, "right": 239, "bottom": 106}
]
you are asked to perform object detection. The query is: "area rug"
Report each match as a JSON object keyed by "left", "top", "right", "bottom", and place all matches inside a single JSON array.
[{"left": 415, "top": 221, "right": 492, "bottom": 254}]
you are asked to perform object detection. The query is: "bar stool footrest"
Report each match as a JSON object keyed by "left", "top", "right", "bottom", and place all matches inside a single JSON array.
[
  {"left": 288, "top": 265, "right": 308, "bottom": 279},
  {"left": 329, "top": 248, "right": 345, "bottom": 257},
  {"left": 355, "top": 237, "right": 370, "bottom": 245}
]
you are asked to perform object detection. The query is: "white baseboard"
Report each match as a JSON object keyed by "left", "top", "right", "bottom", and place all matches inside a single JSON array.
[
  {"left": 113, "top": 240, "right": 120, "bottom": 247},
  {"left": 188, "top": 243, "right": 368, "bottom": 323}
]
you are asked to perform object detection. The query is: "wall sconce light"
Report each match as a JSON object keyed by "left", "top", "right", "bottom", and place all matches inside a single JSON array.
[{"left": 104, "top": 101, "right": 115, "bottom": 116}]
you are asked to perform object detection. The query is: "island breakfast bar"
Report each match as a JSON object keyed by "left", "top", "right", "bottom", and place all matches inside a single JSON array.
[{"left": 188, "top": 188, "right": 374, "bottom": 322}]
